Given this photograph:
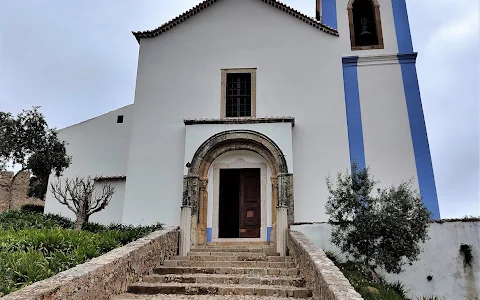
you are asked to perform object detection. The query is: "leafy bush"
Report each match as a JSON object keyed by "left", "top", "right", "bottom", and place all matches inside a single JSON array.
[
  {"left": 0, "top": 210, "right": 62, "bottom": 230},
  {"left": 20, "top": 204, "right": 45, "bottom": 214},
  {"left": 0, "top": 211, "right": 163, "bottom": 295},
  {"left": 325, "top": 164, "right": 431, "bottom": 275}
]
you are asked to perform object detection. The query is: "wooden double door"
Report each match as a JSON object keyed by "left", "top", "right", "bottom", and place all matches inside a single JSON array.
[{"left": 219, "top": 168, "right": 261, "bottom": 238}]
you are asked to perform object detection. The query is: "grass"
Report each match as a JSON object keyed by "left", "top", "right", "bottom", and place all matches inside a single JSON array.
[
  {"left": 0, "top": 210, "right": 163, "bottom": 296},
  {"left": 325, "top": 251, "right": 408, "bottom": 300}
]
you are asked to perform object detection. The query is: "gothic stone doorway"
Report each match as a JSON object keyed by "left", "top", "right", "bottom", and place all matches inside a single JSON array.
[
  {"left": 219, "top": 168, "right": 261, "bottom": 239},
  {"left": 182, "top": 130, "right": 294, "bottom": 247}
]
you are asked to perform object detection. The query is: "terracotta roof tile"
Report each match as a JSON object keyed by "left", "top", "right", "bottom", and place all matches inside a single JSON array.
[{"left": 132, "top": 0, "right": 338, "bottom": 42}]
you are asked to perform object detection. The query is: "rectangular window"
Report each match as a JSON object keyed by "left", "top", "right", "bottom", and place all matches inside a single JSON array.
[
  {"left": 226, "top": 73, "right": 251, "bottom": 117},
  {"left": 221, "top": 68, "right": 256, "bottom": 118},
  {"left": 117, "top": 115, "right": 124, "bottom": 123}
]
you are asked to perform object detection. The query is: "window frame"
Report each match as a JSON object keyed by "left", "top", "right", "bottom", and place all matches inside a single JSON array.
[
  {"left": 348, "top": 0, "right": 384, "bottom": 51},
  {"left": 221, "top": 68, "right": 257, "bottom": 118}
]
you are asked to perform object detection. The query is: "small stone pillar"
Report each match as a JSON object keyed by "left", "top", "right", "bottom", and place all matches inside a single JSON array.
[
  {"left": 276, "top": 173, "right": 294, "bottom": 256},
  {"left": 180, "top": 175, "right": 199, "bottom": 256},
  {"left": 276, "top": 206, "right": 288, "bottom": 256},
  {"left": 180, "top": 206, "right": 192, "bottom": 256}
]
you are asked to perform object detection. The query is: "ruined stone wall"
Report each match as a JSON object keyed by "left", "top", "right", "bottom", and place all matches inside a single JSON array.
[{"left": 0, "top": 171, "right": 44, "bottom": 212}]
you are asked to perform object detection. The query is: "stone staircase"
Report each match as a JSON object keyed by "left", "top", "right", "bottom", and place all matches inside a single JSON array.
[{"left": 112, "top": 243, "right": 312, "bottom": 299}]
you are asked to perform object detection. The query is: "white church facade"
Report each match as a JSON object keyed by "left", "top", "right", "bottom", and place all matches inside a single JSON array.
[{"left": 45, "top": 0, "right": 440, "bottom": 252}]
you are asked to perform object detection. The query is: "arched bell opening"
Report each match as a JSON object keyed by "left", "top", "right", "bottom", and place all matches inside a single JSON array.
[{"left": 348, "top": 0, "right": 384, "bottom": 50}]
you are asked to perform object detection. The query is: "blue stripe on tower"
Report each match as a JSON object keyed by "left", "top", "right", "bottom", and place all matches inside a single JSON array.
[
  {"left": 322, "top": 0, "right": 337, "bottom": 29},
  {"left": 206, "top": 228, "right": 212, "bottom": 242},
  {"left": 391, "top": 0, "right": 414, "bottom": 53},
  {"left": 342, "top": 56, "right": 366, "bottom": 171},
  {"left": 393, "top": 0, "right": 440, "bottom": 219},
  {"left": 267, "top": 227, "right": 272, "bottom": 242},
  {"left": 398, "top": 54, "right": 440, "bottom": 219}
]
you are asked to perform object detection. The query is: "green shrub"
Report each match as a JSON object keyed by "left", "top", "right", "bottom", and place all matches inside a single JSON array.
[
  {"left": 0, "top": 210, "right": 60, "bottom": 230},
  {"left": 44, "top": 213, "right": 74, "bottom": 229},
  {"left": 20, "top": 204, "right": 45, "bottom": 214},
  {"left": 0, "top": 210, "right": 163, "bottom": 295}
]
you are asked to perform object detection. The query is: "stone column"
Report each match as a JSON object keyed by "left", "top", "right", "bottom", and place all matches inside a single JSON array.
[
  {"left": 180, "top": 175, "right": 199, "bottom": 256},
  {"left": 278, "top": 173, "right": 294, "bottom": 225},
  {"left": 276, "top": 206, "right": 288, "bottom": 256},
  {"left": 197, "top": 179, "right": 208, "bottom": 245},
  {"left": 180, "top": 206, "right": 192, "bottom": 256},
  {"left": 270, "top": 176, "right": 278, "bottom": 244},
  {"left": 276, "top": 173, "right": 293, "bottom": 256}
]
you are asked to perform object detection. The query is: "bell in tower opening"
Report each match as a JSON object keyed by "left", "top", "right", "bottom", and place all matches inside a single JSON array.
[{"left": 351, "top": 0, "right": 380, "bottom": 47}]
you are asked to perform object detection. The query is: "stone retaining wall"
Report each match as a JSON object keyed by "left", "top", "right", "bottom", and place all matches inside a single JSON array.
[
  {"left": 287, "top": 230, "right": 363, "bottom": 300},
  {"left": 2, "top": 227, "right": 179, "bottom": 300}
]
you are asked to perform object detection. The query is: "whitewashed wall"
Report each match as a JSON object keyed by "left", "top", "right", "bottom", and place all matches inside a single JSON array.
[
  {"left": 46, "top": 0, "right": 420, "bottom": 227},
  {"left": 44, "top": 105, "right": 133, "bottom": 223},
  {"left": 123, "top": 0, "right": 354, "bottom": 226},
  {"left": 357, "top": 57, "right": 419, "bottom": 191},
  {"left": 89, "top": 179, "right": 126, "bottom": 225},
  {"left": 292, "top": 221, "right": 480, "bottom": 300}
]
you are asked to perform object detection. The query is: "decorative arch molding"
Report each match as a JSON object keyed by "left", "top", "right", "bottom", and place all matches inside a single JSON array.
[
  {"left": 347, "top": 0, "right": 384, "bottom": 51},
  {"left": 347, "top": 0, "right": 379, "bottom": 9},
  {"left": 189, "top": 130, "right": 288, "bottom": 178},
  {"left": 183, "top": 130, "right": 294, "bottom": 246}
]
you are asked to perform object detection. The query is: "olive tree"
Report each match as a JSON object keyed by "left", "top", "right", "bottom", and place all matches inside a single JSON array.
[
  {"left": 50, "top": 176, "right": 115, "bottom": 230},
  {"left": 325, "top": 163, "right": 431, "bottom": 280},
  {"left": 0, "top": 107, "right": 71, "bottom": 204}
]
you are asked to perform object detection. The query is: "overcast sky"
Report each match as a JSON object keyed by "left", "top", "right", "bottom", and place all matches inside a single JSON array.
[{"left": 0, "top": 0, "right": 478, "bottom": 218}]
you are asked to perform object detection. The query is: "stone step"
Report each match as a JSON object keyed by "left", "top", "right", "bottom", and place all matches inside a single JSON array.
[
  {"left": 190, "top": 248, "right": 278, "bottom": 255},
  {"left": 199, "top": 242, "right": 271, "bottom": 248},
  {"left": 127, "top": 282, "right": 312, "bottom": 298},
  {"left": 112, "top": 293, "right": 313, "bottom": 299},
  {"left": 153, "top": 266, "right": 299, "bottom": 276},
  {"left": 141, "top": 274, "right": 305, "bottom": 287},
  {"left": 188, "top": 251, "right": 278, "bottom": 257},
  {"left": 172, "top": 255, "right": 293, "bottom": 262},
  {"left": 163, "top": 260, "right": 295, "bottom": 268}
]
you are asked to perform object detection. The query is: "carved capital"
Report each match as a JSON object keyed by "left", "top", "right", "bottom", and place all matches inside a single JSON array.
[
  {"left": 182, "top": 175, "right": 200, "bottom": 213},
  {"left": 277, "top": 173, "right": 293, "bottom": 207},
  {"left": 271, "top": 177, "right": 279, "bottom": 189},
  {"left": 199, "top": 179, "right": 208, "bottom": 191}
]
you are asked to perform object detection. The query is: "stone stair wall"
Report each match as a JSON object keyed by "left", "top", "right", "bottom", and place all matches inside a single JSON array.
[{"left": 287, "top": 230, "right": 363, "bottom": 300}]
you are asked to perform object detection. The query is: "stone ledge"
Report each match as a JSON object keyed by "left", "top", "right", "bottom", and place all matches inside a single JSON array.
[
  {"left": 184, "top": 117, "right": 295, "bottom": 127},
  {"left": 287, "top": 230, "right": 363, "bottom": 300},
  {"left": 2, "top": 227, "right": 179, "bottom": 300}
]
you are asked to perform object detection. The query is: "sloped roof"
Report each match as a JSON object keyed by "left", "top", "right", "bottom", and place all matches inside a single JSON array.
[{"left": 132, "top": 0, "right": 338, "bottom": 43}]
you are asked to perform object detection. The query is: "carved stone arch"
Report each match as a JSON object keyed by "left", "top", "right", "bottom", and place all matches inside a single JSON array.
[
  {"left": 348, "top": 0, "right": 384, "bottom": 50},
  {"left": 184, "top": 130, "right": 293, "bottom": 245},
  {"left": 190, "top": 130, "right": 288, "bottom": 178},
  {"left": 347, "top": 0, "right": 379, "bottom": 9}
]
